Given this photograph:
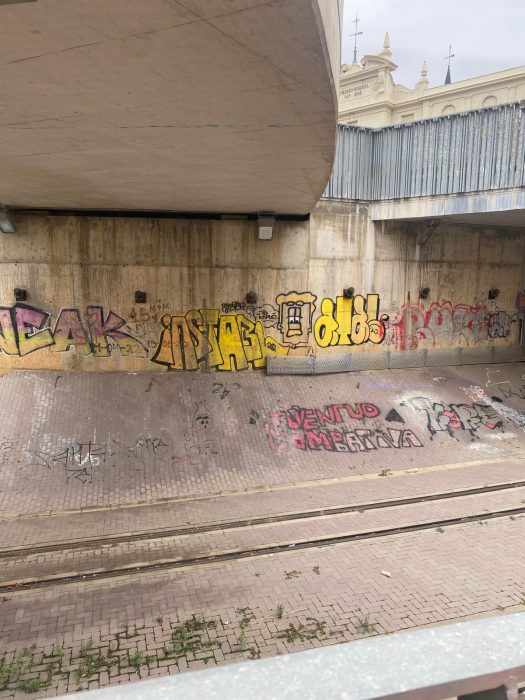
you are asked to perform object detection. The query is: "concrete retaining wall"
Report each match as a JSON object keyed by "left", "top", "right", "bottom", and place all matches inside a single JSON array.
[{"left": 0, "top": 200, "right": 522, "bottom": 373}]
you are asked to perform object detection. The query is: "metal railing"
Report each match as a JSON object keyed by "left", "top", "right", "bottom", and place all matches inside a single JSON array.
[
  {"left": 59, "top": 611, "right": 525, "bottom": 699},
  {"left": 325, "top": 102, "right": 525, "bottom": 201}
]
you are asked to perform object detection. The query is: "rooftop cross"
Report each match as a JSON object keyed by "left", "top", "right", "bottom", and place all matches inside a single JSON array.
[
  {"left": 349, "top": 12, "right": 363, "bottom": 65},
  {"left": 444, "top": 44, "right": 455, "bottom": 84}
]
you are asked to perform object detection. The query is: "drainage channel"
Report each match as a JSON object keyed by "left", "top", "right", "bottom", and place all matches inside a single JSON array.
[
  {"left": 2, "top": 478, "right": 525, "bottom": 559},
  {"left": 1, "top": 503, "right": 524, "bottom": 594},
  {"left": 0, "top": 481, "right": 525, "bottom": 559}
]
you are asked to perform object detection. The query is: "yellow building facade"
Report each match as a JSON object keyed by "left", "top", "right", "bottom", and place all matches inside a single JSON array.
[{"left": 339, "top": 33, "right": 525, "bottom": 126}]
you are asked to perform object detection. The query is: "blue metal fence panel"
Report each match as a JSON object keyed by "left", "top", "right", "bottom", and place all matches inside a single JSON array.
[{"left": 325, "top": 102, "right": 525, "bottom": 201}]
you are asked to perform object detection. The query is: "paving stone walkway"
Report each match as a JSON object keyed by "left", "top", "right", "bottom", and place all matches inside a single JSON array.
[{"left": 1, "top": 364, "right": 525, "bottom": 697}]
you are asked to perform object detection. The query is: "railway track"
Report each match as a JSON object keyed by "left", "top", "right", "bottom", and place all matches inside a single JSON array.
[{"left": 2, "top": 478, "right": 525, "bottom": 594}]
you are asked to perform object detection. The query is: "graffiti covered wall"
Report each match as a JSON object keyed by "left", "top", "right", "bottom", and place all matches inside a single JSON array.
[
  {"left": 0, "top": 304, "right": 147, "bottom": 359},
  {"left": 385, "top": 300, "right": 522, "bottom": 351},
  {"left": 0, "top": 202, "right": 521, "bottom": 373},
  {"left": 150, "top": 292, "right": 387, "bottom": 371}
]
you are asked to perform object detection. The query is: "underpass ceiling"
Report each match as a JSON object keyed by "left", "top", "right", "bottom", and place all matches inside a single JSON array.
[{"left": 0, "top": 0, "right": 340, "bottom": 214}]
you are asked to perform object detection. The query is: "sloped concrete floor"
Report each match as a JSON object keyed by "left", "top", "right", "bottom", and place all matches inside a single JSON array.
[{"left": 0, "top": 364, "right": 523, "bottom": 516}]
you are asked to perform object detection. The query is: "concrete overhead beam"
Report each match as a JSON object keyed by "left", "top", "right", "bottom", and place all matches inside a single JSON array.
[
  {"left": 0, "top": 0, "right": 342, "bottom": 215},
  {"left": 371, "top": 190, "right": 525, "bottom": 227}
]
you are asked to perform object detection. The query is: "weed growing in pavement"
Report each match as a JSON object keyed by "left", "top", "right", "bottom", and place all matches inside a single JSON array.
[
  {"left": 79, "top": 639, "right": 92, "bottom": 657},
  {"left": 51, "top": 644, "right": 64, "bottom": 659},
  {"left": 171, "top": 624, "right": 202, "bottom": 655},
  {"left": 436, "top": 527, "right": 445, "bottom": 533},
  {"left": 0, "top": 653, "right": 27, "bottom": 691},
  {"left": 188, "top": 613, "right": 205, "bottom": 631},
  {"left": 2, "top": 606, "right": 344, "bottom": 692},
  {"left": 1, "top": 614, "right": 217, "bottom": 693},
  {"left": 120, "top": 615, "right": 139, "bottom": 639},
  {"left": 236, "top": 607, "right": 259, "bottom": 657},
  {"left": 0, "top": 648, "right": 59, "bottom": 694},
  {"left": 75, "top": 652, "right": 115, "bottom": 682},
  {"left": 378, "top": 469, "right": 392, "bottom": 477},
  {"left": 171, "top": 613, "right": 216, "bottom": 657},
  {"left": 156, "top": 615, "right": 164, "bottom": 625},
  {"left": 355, "top": 613, "right": 377, "bottom": 635},
  {"left": 159, "top": 646, "right": 172, "bottom": 661},
  {"left": 284, "top": 570, "right": 301, "bottom": 579},
  {"left": 312, "top": 565, "right": 320, "bottom": 575},
  {"left": 237, "top": 629, "right": 248, "bottom": 651},
  {"left": 278, "top": 617, "right": 327, "bottom": 644},
  {"left": 236, "top": 607, "right": 255, "bottom": 628},
  {"left": 17, "top": 674, "right": 51, "bottom": 694},
  {"left": 125, "top": 623, "right": 139, "bottom": 638},
  {"left": 129, "top": 651, "right": 146, "bottom": 669}
]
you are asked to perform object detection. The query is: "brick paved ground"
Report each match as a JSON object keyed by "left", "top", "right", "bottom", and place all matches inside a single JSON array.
[
  {"left": 0, "top": 364, "right": 523, "bottom": 517},
  {"left": 0, "top": 364, "right": 525, "bottom": 696},
  {"left": 1, "top": 516, "right": 525, "bottom": 697},
  {"left": 2, "top": 484, "right": 525, "bottom": 585}
]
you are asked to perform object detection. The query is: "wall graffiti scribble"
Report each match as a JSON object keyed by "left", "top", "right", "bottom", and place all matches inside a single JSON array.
[
  {"left": 410, "top": 397, "right": 503, "bottom": 439},
  {"left": 184, "top": 402, "right": 219, "bottom": 459},
  {"left": 462, "top": 386, "right": 525, "bottom": 431},
  {"left": 21, "top": 435, "right": 199, "bottom": 483},
  {"left": 386, "top": 300, "right": 520, "bottom": 351},
  {"left": 266, "top": 402, "right": 423, "bottom": 453},
  {"left": 51, "top": 442, "right": 110, "bottom": 483}
]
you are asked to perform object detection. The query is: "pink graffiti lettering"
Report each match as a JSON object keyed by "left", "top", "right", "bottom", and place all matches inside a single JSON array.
[
  {"left": 0, "top": 304, "right": 146, "bottom": 358},
  {"left": 283, "top": 403, "right": 380, "bottom": 432},
  {"left": 86, "top": 306, "right": 148, "bottom": 358},
  {"left": 14, "top": 305, "right": 55, "bottom": 356},
  {"left": 385, "top": 300, "right": 517, "bottom": 351},
  {"left": 266, "top": 404, "right": 422, "bottom": 454}
]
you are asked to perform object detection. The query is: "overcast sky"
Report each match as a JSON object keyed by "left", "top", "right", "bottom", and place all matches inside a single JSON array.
[{"left": 341, "top": 0, "right": 525, "bottom": 88}]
